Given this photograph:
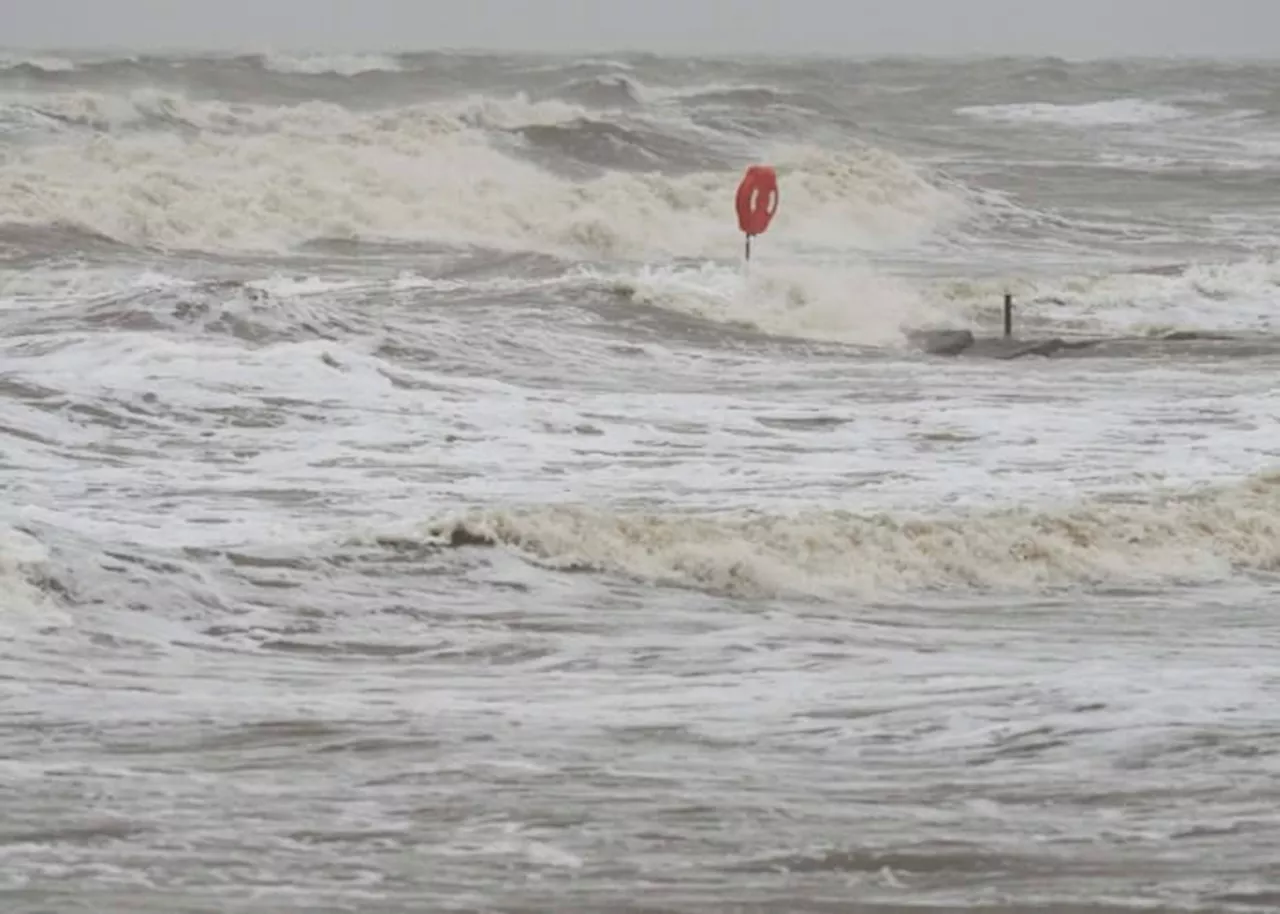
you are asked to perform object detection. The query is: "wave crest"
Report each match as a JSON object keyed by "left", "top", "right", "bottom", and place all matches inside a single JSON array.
[
  {"left": 0, "top": 92, "right": 967, "bottom": 257},
  {"left": 385, "top": 472, "right": 1280, "bottom": 600}
]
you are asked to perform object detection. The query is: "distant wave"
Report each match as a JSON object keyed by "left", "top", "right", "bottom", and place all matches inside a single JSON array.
[
  {"left": 0, "top": 53, "right": 79, "bottom": 73},
  {"left": 259, "top": 52, "right": 404, "bottom": 76},
  {"left": 0, "top": 89, "right": 967, "bottom": 257},
  {"left": 957, "top": 99, "right": 1190, "bottom": 127}
]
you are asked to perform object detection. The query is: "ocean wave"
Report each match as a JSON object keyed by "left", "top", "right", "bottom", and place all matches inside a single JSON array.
[
  {"left": 596, "top": 260, "right": 945, "bottom": 347},
  {"left": 549, "top": 73, "right": 646, "bottom": 109},
  {"left": 8, "top": 54, "right": 1274, "bottom": 301},
  {"left": 931, "top": 258, "right": 1280, "bottom": 337},
  {"left": 957, "top": 99, "right": 1191, "bottom": 127},
  {"left": 0, "top": 53, "right": 79, "bottom": 74},
  {"left": 509, "top": 117, "right": 734, "bottom": 174},
  {"left": 376, "top": 471, "right": 1280, "bottom": 600},
  {"left": 259, "top": 52, "right": 404, "bottom": 77},
  {"left": 0, "top": 89, "right": 967, "bottom": 256},
  {"left": 0, "top": 268, "right": 591, "bottom": 349},
  {"left": 657, "top": 82, "right": 852, "bottom": 120},
  {"left": 0, "top": 526, "right": 67, "bottom": 626},
  {"left": 0, "top": 89, "right": 594, "bottom": 137}
]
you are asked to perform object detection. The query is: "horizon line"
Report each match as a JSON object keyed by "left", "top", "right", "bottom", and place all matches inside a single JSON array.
[{"left": 6, "top": 44, "right": 1280, "bottom": 64}]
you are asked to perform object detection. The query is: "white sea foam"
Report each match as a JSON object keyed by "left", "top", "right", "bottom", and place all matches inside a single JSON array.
[
  {"left": 934, "top": 258, "right": 1280, "bottom": 336},
  {"left": 0, "top": 267, "right": 193, "bottom": 309},
  {"left": 260, "top": 52, "right": 404, "bottom": 76},
  {"left": 957, "top": 99, "right": 1190, "bottom": 127},
  {"left": 0, "top": 527, "right": 65, "bottom": 629},
  {"left": 0, "top": 53, "right": 77, "bottom": 72},
  {"left": 7, "top": 55, "right": 1280, "bottom": 911},
  {"left": 599, "top": 252, "right": 1280, "bottom": 346},
  {"left": 0, "top": 93, "right": 967, "bottom": 257},
  {"left": 600, "top": 259, "right": 945, "bottom": 346},
  {"left": 0, "top": 89, "right": 590, "bottom": 136},
  {"left": 406, "top": 470, "right": 1280, "bottom": 600}
]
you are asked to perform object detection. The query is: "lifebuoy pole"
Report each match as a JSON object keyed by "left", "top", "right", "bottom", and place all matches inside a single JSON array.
[{"left": 735, "top": 164, "right": 777, "bottom": 268}]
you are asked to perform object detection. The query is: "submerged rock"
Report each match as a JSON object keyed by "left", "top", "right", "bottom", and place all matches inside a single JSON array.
[
  {"left": 905, "top": 328, "right": 975, "bottom": 356},
  {"left": 906, "top": 328, "right": 1101, "bottom": 360}
]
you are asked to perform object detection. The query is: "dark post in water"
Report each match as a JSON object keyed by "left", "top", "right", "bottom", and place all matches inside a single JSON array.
[{"left": 1003, "top": 293, "right": 1013, "bottom": 339}]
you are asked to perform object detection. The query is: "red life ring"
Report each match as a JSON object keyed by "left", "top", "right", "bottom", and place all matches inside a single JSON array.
[{"left": 735, "top": 164, "right": 779, "bottom": 237}]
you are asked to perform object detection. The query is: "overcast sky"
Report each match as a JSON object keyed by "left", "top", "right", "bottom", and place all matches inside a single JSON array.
[{"left": 7, "top": 0, "right": 1280, "bottom": 58}]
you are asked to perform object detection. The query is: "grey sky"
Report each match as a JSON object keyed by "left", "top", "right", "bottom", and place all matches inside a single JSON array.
[{"left": 8, "top": 0, "right": 1280, "bottom": 58}]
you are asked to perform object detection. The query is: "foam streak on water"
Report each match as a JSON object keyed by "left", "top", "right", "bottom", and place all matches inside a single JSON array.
[{"left": 3, "top": 50, "right": 1280, "bottom": 912}]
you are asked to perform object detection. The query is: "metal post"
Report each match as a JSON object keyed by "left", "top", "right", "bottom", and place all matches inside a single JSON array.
[{"left": 1003, "top": 293, "right": 1013, "bottom": 339}]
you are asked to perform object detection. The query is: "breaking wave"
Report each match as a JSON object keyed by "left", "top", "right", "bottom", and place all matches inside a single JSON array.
[
  {"left": 597, "top": 260, "right": 945, "bottom": 346},
  {"left": 957, "top": 99, "right": 1191, "bottom": 128},
  {"left": 0, "top": 91, "right": 969, "bottom": 257},
  {"left": 0, "top": 526, "right": 66, "bottom": 626},
  {"left": 932, "top": 258, "right": 1280, "bottom": 337},
  {"left": 379, "top": 471, "right": 1280, "bottom": 601}
]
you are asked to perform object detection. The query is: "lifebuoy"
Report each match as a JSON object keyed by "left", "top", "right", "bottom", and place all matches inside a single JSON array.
[{"left": 735, "top": 164, "right": 779, "bottom": 237}]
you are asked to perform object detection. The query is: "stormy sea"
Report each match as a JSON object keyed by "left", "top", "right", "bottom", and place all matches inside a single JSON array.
[{"left": 3, "top": 48, "right": 1280, "bottom": 913}]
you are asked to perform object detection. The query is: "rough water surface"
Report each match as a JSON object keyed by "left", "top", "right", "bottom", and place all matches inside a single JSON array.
[{"left": 2, "top": 49, "right": 1280, "bottom": 912}]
